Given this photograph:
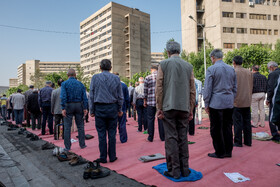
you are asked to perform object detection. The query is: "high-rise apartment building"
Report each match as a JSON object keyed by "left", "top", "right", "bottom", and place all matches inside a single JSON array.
[
  {"left": 9, "top": 78, "right": 18, "bottom": 88},
  {"left": 80, "top": 2, "right": 151, "bottom": 79},
  {"left": 17, "top": 60, "right": 79, "bottom": 86},
  {"left": 181, "top": 0, "right": 280, "bottom": 53}
]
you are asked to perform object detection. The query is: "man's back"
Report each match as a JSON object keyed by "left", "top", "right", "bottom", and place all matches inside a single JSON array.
[
  {"left": 51, "top": 87, "right": 62, "bottom": 114},
  {"left": 12, "top": 93, "right": 25, "bottom": 110},
  {"left": 267, "top": 68, "right": 280, "bottom": 103},
  {"left": 159, "top": 56, "right": 194, "bottom": 112},
  {"left": 234, "top": 66, "right": 253, "bottom": 107},
  {"left": 204, "top": 60, "right": 237, "bottom": 109},
  {"left": 253, "top": 72, "right": 267, "bottom": 93}
]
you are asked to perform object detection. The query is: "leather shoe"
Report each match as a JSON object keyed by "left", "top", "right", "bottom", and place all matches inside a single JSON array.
[
  {"left": 163, "top": 171, "right": 180, "bottom": 179},
  {"left": 96, "top": 158, "right": 107, "bottom": 163},
  {"left": 224, "top": 153, "right": 232, "bottom": 158},
  {"left": 244, "top": 143, "right": 251, "bottom": 147},
  {"left": 110, "top": 157, "right": 118, "bottom": 163},
  {"left": 233, "top": 143, "right": 242, "bottom": 147},
  {"left": 208, "top": 153, "right": 224, "bottom": 159}
]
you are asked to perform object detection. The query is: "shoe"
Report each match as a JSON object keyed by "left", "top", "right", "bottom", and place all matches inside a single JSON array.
[
  {"left": 233, "top": 143, "right": 242, "bottom": 147},
  {"left": 146, "top": 138, "right": 152, "bottom": 142},
  {"left": 96, "top": 158, "right": 107, "bottom": 163},
  {"left": 224, "top": 153, "right": 232, "bottom": 158},
  {"left": 109, "top": 157, "right": 118, "bottom": 163},
  {"left": 69, "top": 156, "right": 87, "bottom": 166},
  {"left": 181, "top": 169, "right": 191, "bottom": 177},
  {"left": 251, "top": 125, "right": 258, "bottom": 128},
  {"left": 26, "top": 133, "right": 32, "bottom": 138},
  {"left": 244, "top": 143, "right": 251, "bottom": 147},
  {"left": 270, "top": 137, "right": 280, "bottom": 142},
  {"left": 83, "top": 162, "right": 96, "bottom": 179},
  {"left": 163, "top": 171, "right": 180, "bottom": 179},
  {"left": 208, "top": 153, "right": 224, "bottom": 159},
  {"left": 85, "top": 134, "right": 94, "bottom": 140},
  {"left": 143, "top": 130, "right": 148, "bottom": 134},
  {"left": 42, "top": 142, "right": 55, "bottom": 150},
  {"left": 57, "top": 153, "right": 71, "bottom": 162},
  {"left": 81, "top": 145, "right": 87, "bottom": 149},
  {"left": 30, "top": 134, "right": 39, "bottom": 141}
]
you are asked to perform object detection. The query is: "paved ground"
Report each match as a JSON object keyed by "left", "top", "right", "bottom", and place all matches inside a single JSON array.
[{"left": 0, "top": 125, "right": 147, "bottom": 187}]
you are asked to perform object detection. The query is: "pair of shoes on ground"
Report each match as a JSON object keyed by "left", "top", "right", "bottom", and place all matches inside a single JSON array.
[
  {"left": 95, "top": 157, "right": 118, "bottom": 164},
  {"left": 18, "top": 128, "right": 26, "bottom": 135},
  {"left": 57, "top": 152, "right": 76, "bottom": 162},
  {"left": 83, "top": 160, "right": 110, "bottom": 179},
  {"left": 41, "top": 142, "right": 55, "bottom": 150},
  {"left": 163, "top": 169, "right": 191, "bottom": 179},
  {"left": 208, "top": 152, "right": 232, "bottom": 159},
  {"left": 69, "top": 156, "right": 87, "bottom": 166}
]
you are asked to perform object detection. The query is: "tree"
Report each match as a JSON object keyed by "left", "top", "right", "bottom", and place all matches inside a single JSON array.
[
  {"left": 5, "top": 84, "right": 29, "bottom": 96},
  {"left": 130, "top": 71, "right": 151, "bottom": 86},
  {"left": 224, "top": 44, "right": 272, "bottom": 77},
  {"left": 75, "top": 65, "right": 91, "bottom": 90},
  {"left": 272, "top": 39, "right": 280, "bottom": 64},
  {"left": 30, "top": 69, "right": 45, "bottom": 89}
]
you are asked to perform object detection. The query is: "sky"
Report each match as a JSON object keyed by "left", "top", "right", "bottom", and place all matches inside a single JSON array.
[{"left": 0, "top": 0, "right": 182, "bottom": 86}]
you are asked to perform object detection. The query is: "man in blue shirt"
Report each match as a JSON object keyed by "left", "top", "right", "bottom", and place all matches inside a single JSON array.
[
  {"left": 39, "top": 81, "right": 53, "bottom": 135},
  {"left": 61, "top": 69, "right": 88, "bottom": 151},
  {"left": 90, "top": 59, "right": 123, "bottom": 163},
  {"left": 203, "top": 49, "right": 237, "bottom": 159}
]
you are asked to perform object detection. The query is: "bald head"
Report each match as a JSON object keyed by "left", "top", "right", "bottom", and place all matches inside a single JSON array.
[{"left": 67, "top": 69, "right": 76, "bottom": 77}]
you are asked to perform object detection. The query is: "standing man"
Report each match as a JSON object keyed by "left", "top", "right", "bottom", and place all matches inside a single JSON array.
[
  {"left": 39, "top": 81, "right": 54, "bottom": 135},
  {"left": 24, "top": 85, "right": 34, "bottom": 127},
  {"left": 144, "top": 65, "right": 165, "bottom": 142},
  {"left": 51, "top": 79, "right": 64, "bottom": 140},
  {"left": 266, "top": 61, "right": 280, "bottom": 142},
  {"left": 133, "top": 77, "right": 147, "bottom": 133},
  {"left": 203, "top": 49, "right": 237, "bottom": 158},
  {"left": 251, "top": 65, "right": 267, "bottom": 128},
  {"left": 156, "top": 41, "right": 195, "bottom": 179},
  {"left": 232, "top": 56, "right": 253, "bottom": 147},
  {"left": 27, "top": 89, "right": 41, "bottom": 130},
  {"left": 61, "top": 69, "right": 88, "bottom": 150},
  {"left": 90, "top": 59, "right": 123, "bottom": 163},
  {"left": 195, "top": 78, "right": 202, "bottom": 125},
  {"left": 127, "top": 82, "right": 134, "bottom": 118},
  {"left": 11, "top": 89, "right": 25, "bottom": 126},
  {"left": 1, "top": 95, "right": 8, "bottom": 120}
]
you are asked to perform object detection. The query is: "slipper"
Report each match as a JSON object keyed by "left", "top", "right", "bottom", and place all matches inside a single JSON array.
[{"left": 69, "top": 156, "right": 87, "bottom": 166}]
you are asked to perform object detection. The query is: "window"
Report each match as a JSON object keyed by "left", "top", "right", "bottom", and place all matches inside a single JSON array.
[
  {"left": 222, "top": 0, "right": 232, "bottom": 1},
  {"left": 250, "top": 28, "right": 268, "bottom": 35},
  {"left": 236, "top": 0, "right": 245, "bottom": 2},
  {"left": 255, "top": 0, "right": 265, "bottom": 4},
  {"left": 222, "top": 12, "right": 234, "bottom": 18},
  {"left": 223, "top": 27, "right": 234, "bottom": 33},
  {"left": 236, "top": 12, "right": 246, "bottom": 18},
  {"left": 275, "top": 30, "right": 279, "bottom": 35},
  {"left": 237, "top": 43, "right": 248, "bottom": 48},
  {"left": 237, "top": 28, "right": 247, "bottom": 33},
  {"left": 249, "top": 13, "right": 267, "bottom": 20},
  {"left": 269, "top": 29, "right": 272, "bottom": 35},
  {"left": 268, "top": 15, "right": 271, "bottom": 20},
  {"left": 273, "top": 15, "right": 278, "bottom": 20},
  {"left": 224, "top": 43, "right": 235, "bottom": 49}
]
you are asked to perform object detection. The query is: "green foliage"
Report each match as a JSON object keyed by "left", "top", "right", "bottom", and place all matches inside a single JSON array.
[
  {"left": 224, "top": 44, "right": 272, "bottom": 77},
  {"left": 130, "top": 71, "right": 151, "bottom": 86},
  {"left": 5, "top": 84, "right": 29, "bottom": 96},
  {"left": 272, "top": 39, "right": 280, "bottom": 64},
  {"left": 30, "top": 69, "right": 45, "bottom": 89},
  {"left": 181, "top": 41, "right": 214, "bottom": 82},
  {"left": 120, "top": 76, "right": 130, "bottom": 86}
]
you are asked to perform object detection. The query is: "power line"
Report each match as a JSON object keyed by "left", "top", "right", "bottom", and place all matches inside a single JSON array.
[{"left": 0, "top": 24, "right": 79, "bottom": 34}]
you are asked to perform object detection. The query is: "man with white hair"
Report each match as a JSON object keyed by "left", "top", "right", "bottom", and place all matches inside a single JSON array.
[
  {"left": 133, "top": 77, "right": 147, "bottom": 133},
  {"left": 266, "top": 61, "right": 280, "bottom": 142}
]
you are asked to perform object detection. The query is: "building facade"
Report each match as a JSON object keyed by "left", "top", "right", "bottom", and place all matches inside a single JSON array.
[
  {"left": 9, "top": 78, "right": 18, "bottom": 88},
  {"left": 151, "top": 52, "right": 165, "bottom": 65},
  {"left": 80, "top": 2, "right": 151, "bottom": 79},
  {"left": 17, "top": 60, "right": 79, "bottom": 86},
  {"left": 181, "top": 0, "right": 280, "bottom": 53}
]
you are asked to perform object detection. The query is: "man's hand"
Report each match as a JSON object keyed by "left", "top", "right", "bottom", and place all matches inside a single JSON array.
[
  {"left": 84, "top": 109, "right": 88, "bottom": 117},
  {"left": 205, "top": 107, "right": 210, "bottom": 115},
  {"left": 144, "top": 100, "right": 147, "bottom": 108},
  {"left": 118, "top": 111, "right": 123, "bottom": 117},
  {"left": 62, "top": 109, "right": 66, "bottom": 117},
  {"left": 188, "top": 112, "right": 193, "bottom": 121},
  {"left": 40, "top": 108, "right": 43, "bottom": 113},
  {"left": 133, "top": 105, "right": 136, "bottom": 111},
  {"left": 157, "top": 110, "right": 164, "bottom": 119},
  {"left": 266, "top": 101, "right": 270, "bottom": 106},
  {"left": 90, "top": 114, "right": 95, "bottom": 117}
]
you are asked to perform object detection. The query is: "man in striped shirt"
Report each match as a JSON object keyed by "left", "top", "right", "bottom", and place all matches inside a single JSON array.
[{"left": 144, "top": 65, "right": 164, "bottom": 142}]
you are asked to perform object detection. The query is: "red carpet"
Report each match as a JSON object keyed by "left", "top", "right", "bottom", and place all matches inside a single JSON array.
[{"left": 28, "top": 117, "right": 280, "bottom": 187}]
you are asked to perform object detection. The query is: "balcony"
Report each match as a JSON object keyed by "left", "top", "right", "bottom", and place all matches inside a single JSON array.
[{"left": 196, "top": 5, "right": 205, "bottom": 13}]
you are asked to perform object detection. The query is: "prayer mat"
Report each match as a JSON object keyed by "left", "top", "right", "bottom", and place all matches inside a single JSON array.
[{"left": 152, "top": 163, "right": 203, "bottom": 182}]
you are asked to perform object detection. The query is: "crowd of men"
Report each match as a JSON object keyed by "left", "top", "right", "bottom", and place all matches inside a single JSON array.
[{"left": 1, "top": 41, "right": 279, "bottom": 179}]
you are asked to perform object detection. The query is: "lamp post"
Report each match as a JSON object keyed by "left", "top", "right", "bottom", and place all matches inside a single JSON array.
[{"left": 189, "top": 15, "right": 216, "bottom": 77}]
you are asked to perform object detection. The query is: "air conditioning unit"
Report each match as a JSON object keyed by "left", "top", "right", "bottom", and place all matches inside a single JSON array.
[{"left": 249, "top": 1, "right": 254, "bottom": 6}]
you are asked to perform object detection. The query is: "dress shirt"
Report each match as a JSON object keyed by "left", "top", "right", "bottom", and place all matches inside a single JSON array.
[
  {"left": 144, "top": 71, "right": 157, "bottom": 107},
  {"left": 11, "top": 93, "right": 25, "bottom": 110},
  {"left": 234, "top": 66, "right": 253, "bottom": 108},
  {"left": 121, "top": 82, "right": 129, "bottom": 112},
  {"left": 51, "top": 87, "right": 62, "bottom": 114},
  {"left": 203, "top": 60, "right": 237, "bottom": 109},
  {"left": 38, "top": 86, "right": 53, "bottom": 107},
  {"left": 60, "top": 77, "right": 88, "bottom": 110},
  {"left": 253, "top": 72, "right": 267, "bottom": 93},
  {"left": 133, "top": 83, "right": 145, "bottom": 105},
  {"left": 89, "top": 71, "right": 123, "bottom": 114}
]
